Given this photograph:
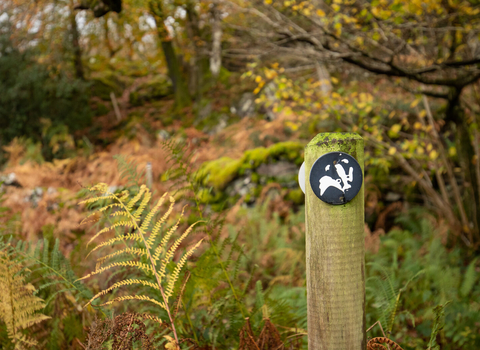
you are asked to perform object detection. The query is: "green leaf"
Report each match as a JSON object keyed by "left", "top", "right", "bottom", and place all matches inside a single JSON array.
[
  {"left": 427, "top": 301, "right": 451, "bottom": 350},
  {"left": 460, "top": 257, "right": 478, "bottom": 298}
]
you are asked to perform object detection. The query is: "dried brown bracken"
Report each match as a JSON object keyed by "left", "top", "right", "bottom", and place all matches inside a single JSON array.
[
  {"left": 239, "top": 317, "right": 289, "bottom": 350},
  {"left": 85, "top": 312, "right": 157, "bottom": 350},
  {"left": 367, "top": 337, "right": 404, "bottom": 350}
]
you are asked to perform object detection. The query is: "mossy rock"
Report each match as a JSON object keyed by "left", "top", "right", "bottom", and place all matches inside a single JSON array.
[
  {"left": 129, "top": 75, "right": 173, "bottom": 106},
  {"left": 90, "top": 71, "right": 125, "bottom": 101},
  {"left": 197, "top": 141, "right": 304, "bottom": 193}
]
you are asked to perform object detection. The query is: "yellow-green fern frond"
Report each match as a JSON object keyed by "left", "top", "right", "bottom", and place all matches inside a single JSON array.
[
  {"left": 133, "top": 188, "right": 152, "bottom": 218},
  {"left": 152, "top": 209, "right": 186, "bottom": 262},
  {"left": 99, "top": 295, "right": 166, "bottom": 309},
  {"left": 165, "top": 239, "right": 203, "bottom": 300},
  {"left": 96, "top": 247, "right": 148, "bottom": 268},
  {"left": 77, "top": 260, "right": 153, "bottom": 281},
  {"left": 86, "top": 220, "right": 135, "bottom": 246},
  {"left": 117, "top": 189, "right": 130, "bottom": 201},
  {"left": 146, "top": 196, "right": 175, "bottom": 249},
  {"left": 141, "top": 193, "right": 168, "bottom": 233},
  {"left": 80, "top": 203, "right": 123, "bottom": 224},
  {"left": 89, "top": 183, "right": 109, "bottom": 192},
  {"left": 127, "top": 185, "right": 148, "bottom": 210},
  {"left": 109, "top": 210, "right": 130, "bottom": 218},
  {"left": 87, "top": 233, "right": 142, "bottom": 257},
  {"left": 158, "top": 221, "right": 202, "bottom": 277},
  {"left": 80, "top": 182, "right": 204, "bottom": 341},
  {"left": 141, "top": 314, "right": 163, "bottom": 325},
  {"left": 0, "top": 251, "right": 50, "bottom": 348},
  {"left": 85, "top": 278, "right": 160, "bottom": 307},
  {"left": 79, "top": 194, "right": 118, "bottom": 205}
]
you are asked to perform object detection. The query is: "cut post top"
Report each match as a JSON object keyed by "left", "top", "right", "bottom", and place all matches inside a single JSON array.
[{"left": 306, "top": 132, "right": 363, "bottom": 154}]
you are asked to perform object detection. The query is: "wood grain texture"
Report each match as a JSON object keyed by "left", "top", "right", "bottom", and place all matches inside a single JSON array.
[{"left": 305, "top": 133, "right": 366, "bottom": 350}]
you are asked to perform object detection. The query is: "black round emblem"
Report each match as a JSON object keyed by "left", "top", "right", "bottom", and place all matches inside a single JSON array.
[{"left": 309, "top": 152, "right": 362, "bottom": 205}]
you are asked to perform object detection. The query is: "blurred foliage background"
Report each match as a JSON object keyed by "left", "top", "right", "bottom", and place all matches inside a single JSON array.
[{"left": 0, "top": 0, "right": 479, "bottom": 349}]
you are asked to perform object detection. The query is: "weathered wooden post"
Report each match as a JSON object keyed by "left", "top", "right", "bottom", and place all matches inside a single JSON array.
[{"left": 303, "top": 133, "right": 366, "bottom": 350}]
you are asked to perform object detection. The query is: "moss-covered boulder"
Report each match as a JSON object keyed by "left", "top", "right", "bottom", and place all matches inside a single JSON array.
[
  {"left": 196, "top": 141, "right": 304, "bottom": 208},
  {"left": 129, "top": 75, "right": 173, "bottom": 106}
]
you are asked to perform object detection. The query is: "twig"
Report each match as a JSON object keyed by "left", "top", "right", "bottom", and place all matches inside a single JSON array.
[
  {"left": 76, "top": 338, "right": 86, "bottom": 349},
  {"left": 366, "top": 320, "right": 387, "bottom": 338}
]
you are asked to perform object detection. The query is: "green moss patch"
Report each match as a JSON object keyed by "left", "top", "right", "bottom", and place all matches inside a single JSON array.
[
  {"left": 198, "top": 141, "right": 303, "bottom": 191},
  {"left": 196, "top": 141, "right": 305, "bottom": 208}
]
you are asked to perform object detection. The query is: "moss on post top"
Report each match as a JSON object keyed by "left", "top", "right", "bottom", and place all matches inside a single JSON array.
[{"left": 306, "top": 132, "right": 363, "bottom": 154}]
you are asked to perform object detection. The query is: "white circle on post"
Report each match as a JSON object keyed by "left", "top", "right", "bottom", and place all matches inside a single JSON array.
[{"left": 298, "top": 161, "right": 306, "bottom": 194}]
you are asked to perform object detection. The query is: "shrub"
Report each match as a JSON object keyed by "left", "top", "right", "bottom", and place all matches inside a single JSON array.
[{"left": 0, "top": 24, "right": 92, "bottom": 163}]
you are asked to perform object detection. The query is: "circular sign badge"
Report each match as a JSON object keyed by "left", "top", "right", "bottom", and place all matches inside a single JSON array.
[{"left": 309, "top": 152, "right": 362, "bottom": 205}]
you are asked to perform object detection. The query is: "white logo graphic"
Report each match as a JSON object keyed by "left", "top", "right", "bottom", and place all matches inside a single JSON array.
[{"left": 319, "top": 158, "right": 354, "bottom": 196}]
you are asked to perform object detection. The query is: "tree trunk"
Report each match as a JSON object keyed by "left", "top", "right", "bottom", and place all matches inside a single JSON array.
[
  {"left": 71, "top": 9, "right": 84, "bottom": 80},
  {"left": 185, "top": 0, "right": 210, "bottom": 103},
  {"left": 447, "top": 87, "right": 480, "bottom": 244},
  {"left": 150, "top": 0, "right": 190, "bottom": 108},
  {"left": 210, "top": 2, "right": 222, "bottom": 79},
  {"left": 161, "top": 40, "right": 190, "bottom": 108},
  {"left": 103, "top": 15, "right": 120, "bottom": 58}
]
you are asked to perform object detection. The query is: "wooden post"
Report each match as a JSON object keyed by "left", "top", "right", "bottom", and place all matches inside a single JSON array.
[
  {"left": 146, "top": 162, "right": 153, "bottom": 189},
  {"left": 305, "top": 133, "right": 366, "bottom": 350}
]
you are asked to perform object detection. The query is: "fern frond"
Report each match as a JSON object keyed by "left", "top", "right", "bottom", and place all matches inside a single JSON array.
[
  {"left": 6, "top": 239, "right": 94, "bottom": 304},
  {"left": 114, "top": 155, "right": 145, "bottom": 187},
  {"left": 0, "top": 251, "right": 50, "bottom": 348},
  {"left": 118, "top": 190, "right": 130, "bottom": 202},
  {"left": 51, "top": 239, "right": 60, "bottom": 271},
  {"left": 86, "top": 220, "right": 135, "bottom": 246},
  {"left": 89, "top": 182, "right": 109, "bottom": 192},
  {"left": 165, "top": 239, "right": 203, "bottom": 300},
  {"left": 85, "top": 278, "right": 160, "bottom": 307},
  {"left": 147, "top": 196, "right": 176, "bottom": 249},
  {"left": 96, "top": 247, "right": 148, "bottom": 267},
  {"left": 141, "top": 193, "right": 168, "bottom": 233},
  {"left": 127, "top": 185, "right": 148, "bottom": 210},
  {"left": 133, "top": 189, "right": 151, "bottom": 219},
  {"left": 77, "top": 260, "right": 153, "bottom": 281},
  {"left": 79, "top": 181, "right": 204, "bottom": 346},
  {"left": 42, "top": 239, "right": 49, "bottom": 264},
  {"left": 80, "top": 203, "right": 124, "bottom": 224},
  {"left": 158, "top": 221, "right": 202, "bottom": 278},
  {"left": 152, "top": 209, "right": 185, "bottom": 263},
  {"left": 12, "top": 333, "right": 42, "bottom": 349},
  {"left": 109, "top": 210, "right": 130, "bottom": 218},
  {"left": 141, "top": 314, "right": 163, "bottom": 325},
  {"left": 100, "top": 295, "right": 166, "bottom": 309},
  {"left": 79, "top": 195, "right": 118, "bottom": 205},
  {"left": 87, "top": 233, "right": 143, "bottom": 257}
]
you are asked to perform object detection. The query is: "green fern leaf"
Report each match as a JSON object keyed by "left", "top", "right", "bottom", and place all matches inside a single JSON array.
[{"left": 460, "top": 257, "right": 478, "bottom": 297}]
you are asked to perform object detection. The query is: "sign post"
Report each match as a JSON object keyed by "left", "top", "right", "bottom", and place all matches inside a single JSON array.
[{"left": 304, "top": 133, "right": 366, "bottom": 350}]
